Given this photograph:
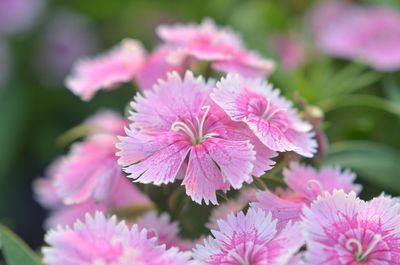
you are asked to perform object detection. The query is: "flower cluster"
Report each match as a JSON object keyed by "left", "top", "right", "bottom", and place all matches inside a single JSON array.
[
  {"left": 32, "top": 18, "right": 400, "bottom": 265},
  {"left": 309, "top": 0, "right": 400, "bottom": 71}
]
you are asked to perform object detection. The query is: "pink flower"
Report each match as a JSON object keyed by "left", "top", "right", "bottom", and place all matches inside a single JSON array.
[
  {"left": 272, "top": 34, "right": 306, "bottom": 71},
  {"left": 84, "top": 109, "right": 127, "bottom": 136},
  {"left": 55, "top": 134, "right": 123, "bottom": 204},
  {"left": 33, "top": 157, "right": 66, "bottom": 210},
  {"left": 33, "top": 157, "right": 152, "bottom": 229},
  {"left": 55, "top": 111, "right": 128, "bottom": 204},
  {"left": 136, "top": 212, "right": 194, "bottom": 251},
  {"left": 212, "top": 74, "right": 317, "bottom": 157},
  {"left": 65, "top": 38, "right": 146, "bottom": 101},
  {"left": 117, "top": 71, "right": 276, "bottom": 204},
  {"left": 252, "top": 162, "right": 361, "bottom": 228},
  {"left": 303, "top": 190, "right": 400, "bottom": 264},
  {"left": 157, "top": 18, "right": 275, "bottom": 78},
  {"left": 206, "top": 188, "right": 256, "bottom": 229},
  {"left": 309, "top": 1, "right": 400, "bottom": 71},
  {"left": 136, "top": 46, "right": 184, "bottom": 90},
  {"left": 308, "top": 0, "right": 358, "bottom": 58},
  {"left": 193, "top": 207, "right": 304, "bottom": 265},
  {"left": 43, "top": 212, "right": 191, "bottom": 265}
]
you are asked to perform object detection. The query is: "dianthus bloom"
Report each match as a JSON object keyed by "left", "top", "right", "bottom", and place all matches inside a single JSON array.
[
  {"left": 193, "top": 207, "right": 304, "bottom": 265},
  {"left": 65, "top": 39, "right": 146, "bottom": 101},
  {"left": 135, "top": 46, "right": 184, "bottom": 90},
  {"left": 55, "top": 110, "right": 128, "bottom": 204},
  {"left": 271, "top": 34, "right": 306, "bottom": 71},
  {"left": 253, "top": 162, "right": 361, "bottom": 227},
  {"left": 117, "top": 71, "right": 276, "bottom": 204},
  {"left": 136, "top": 211, "right": 194, "bottom": 251},
  {"left": 212, "top": 74, "right": 317, "bottom": 157},
  {"left": 33, "top": 156, "right": 152, "bottom": 229},
  {"left": 157, "top": 18, "right": 275, "bottom": 78},
  {"left": 303, "top": 190, "right": 400, "bottom": 264},
  {"left": 309, "top": 1, "right": 400, "bottom": 71},
  {"left": 42, "top": 212, "right": 191, "bottom": 265}
]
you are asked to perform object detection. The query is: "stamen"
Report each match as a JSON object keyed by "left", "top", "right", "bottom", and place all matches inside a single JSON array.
[
  {"left": 345, "top": 234, "right": 382, "bottom": 262},
  {"left": 359, "top": 234, "right": 381, "bottom": 260},
  {"left": 261, "top": 100, "right": 270, "bottom": 118},
  {"left": 202, "top": 132, "right": 219, "bottom": 140},
  {"left": 228, "top": 250, "right": 250, "bottom": 265},
  {"left": 171, "top": 121, "right": 196, "bottom": 144},
  {"left": 346, "top": 238, "right": 363, "bottom": 258},
  {"left": 198, "top": 105, "right": 211, "bottom": 140},
  {"left": 264, "top": 108, "right": 287, "bottom": 121},
  {"left": 306, "top": 179, "right": 325, "bottom": 196},
  {"left": 171, "top": 105, "right": 218, "bottom": 144}
]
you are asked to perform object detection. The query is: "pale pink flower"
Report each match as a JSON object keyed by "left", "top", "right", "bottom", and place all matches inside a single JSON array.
[
  {"left": 33, "top": 157, "right": 66, "bottom": 209},
  {"left": 117, "top": 71, "right": 276, "bottom": 204},
  {"left": 309, "top": 1, "right": 400, "bottom": 71},
  {"left": 49, "top": 179, "right": 151, "bottom": 229},
  {"left": 272, "top": 34, "right": 306, "bottom": 71},
  {"left": 33, "top": 157, "right": 151, "bottom": 228},
  {"left": 136, "top": 46, "right": 184, "bottom": 90},
  {"left": 136, "top": 212, "right": 194, "bottom": 251},
  {"left": 252, "top": 162, "right": 361, "bottom": 227},
  {"left": 309, "top": 0, "right": 359, "bottom": 58},
  {"left": 56, "top": 134, "right": 121, "bottom": 204},
  {"left": 303, "top": 190, "right": 400, "bottom": 264},
  {"left": 193, "top": 207, "right": 304, "bottom": 265},
  {"left": 84, "top": 109, "right": 127, "bottom": 135},
  {"left": 65, "top": 38, "right": 146, "bottom": 101},
  {"left": 55, "top": 111, "right": 127, "bottom": 204},
  {"left": 212, "top": 74, "right": 317, "bottom": 157},
  {"left": 43, "top": 212, "right": 191, "bottom": 265},
  {"left": 157, "top": 18, "right": 275, "bottom": 78},
  {"left": 206, "top": 188, "right": 256, "bottom": 229}
]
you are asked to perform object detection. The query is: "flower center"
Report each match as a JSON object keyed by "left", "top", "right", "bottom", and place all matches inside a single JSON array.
[
  {"left": 171, "top": 105, "right": 219, "bottom": 145},
  {"left": 345, "top": 234, "right": 382, "bottom": 262},
  {"left": 227, "top": 241, "right": 255, "bottom": 265}
]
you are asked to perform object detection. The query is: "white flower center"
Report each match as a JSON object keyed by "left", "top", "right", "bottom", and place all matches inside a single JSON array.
[
  {"left": 345, "top": 234, "right": 382, "bottom": 262},
  {"left": 171, "top": 105, "right": 219, "bottom": 144}
]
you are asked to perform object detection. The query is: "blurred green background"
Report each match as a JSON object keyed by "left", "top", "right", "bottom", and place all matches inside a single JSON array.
[{"left": 1, "top": 0, "right": 400, "bottom": 250}]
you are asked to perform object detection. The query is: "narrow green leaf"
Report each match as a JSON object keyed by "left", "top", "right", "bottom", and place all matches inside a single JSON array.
[
  {"left": 0, "top": 224, "right": 43, "bottom": 265},
  {"left": 319, "top": 94, "right": 400, "bottom": 118},
  {"left": 325, "top": 141, "right": 400, "bottom": 193},
  {"left": 383, "top": 78, "right": 400, "bottom": 103}
]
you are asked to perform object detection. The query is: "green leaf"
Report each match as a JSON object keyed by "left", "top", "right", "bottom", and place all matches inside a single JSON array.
[
  {"left": 383, "top": 78, "right": 400, "bottom": 103},
  {"left": 0, "top": 224, "right": 43, "bottom": 265},
  {"left": 319, "top": 94, "right": 400, "bottom": 118},
  {"left": 325, "top": 141, "right": 400, "bottom": 193}
]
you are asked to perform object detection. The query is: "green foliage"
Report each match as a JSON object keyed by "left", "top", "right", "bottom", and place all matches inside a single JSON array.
[
  {"left": 0, "top": 224, "right": 43, "bottom": 265},
  {"left": 325, "top": 141, "right": 400, "bottom": 194}
]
